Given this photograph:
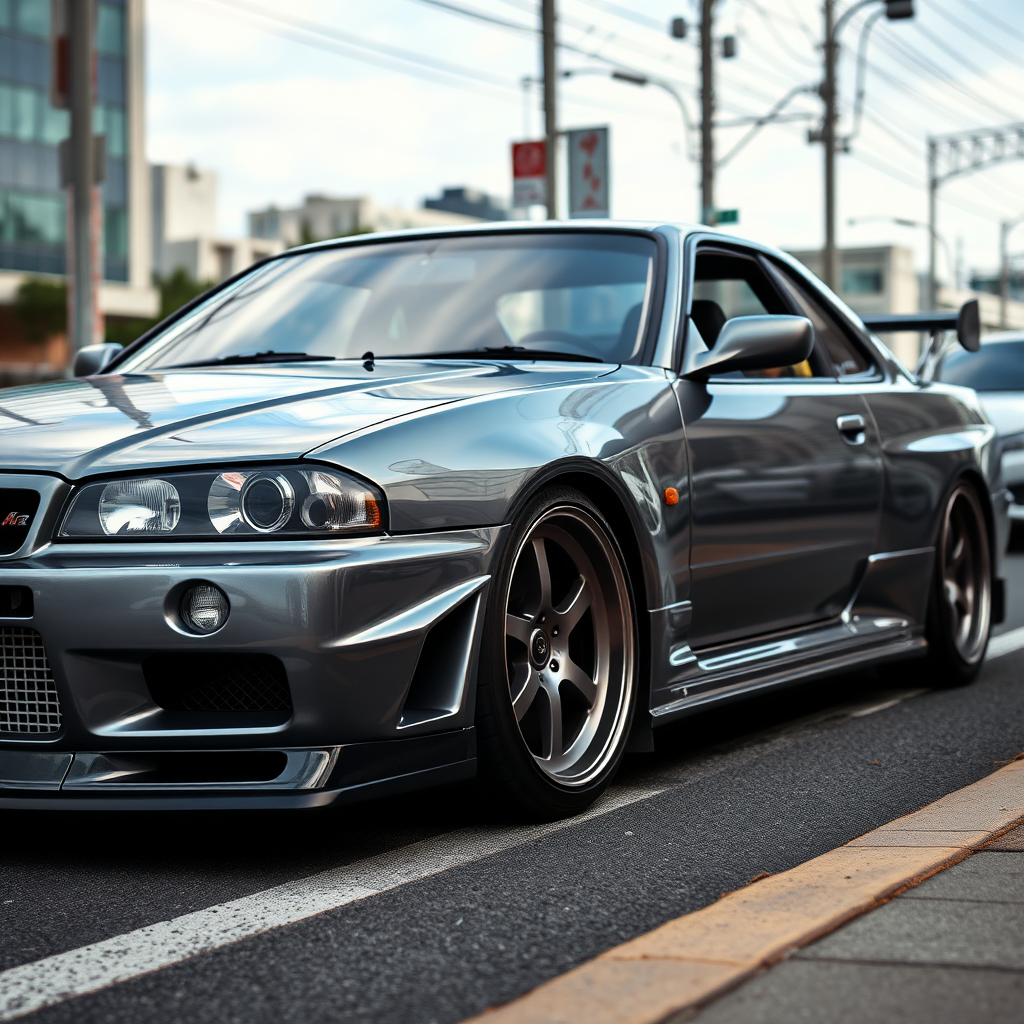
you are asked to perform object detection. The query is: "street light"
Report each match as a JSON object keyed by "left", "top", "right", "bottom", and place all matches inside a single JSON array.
[{"left": 819, "top": 0, "right": 915, "bottom": 292}]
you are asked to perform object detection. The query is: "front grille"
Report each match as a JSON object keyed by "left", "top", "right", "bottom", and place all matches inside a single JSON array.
[
  {"left": 144, "top": 654, "right": 292, "bottom": 713},
  {"left": 0, "top": 627, "right": 61, "bottom": 734}
]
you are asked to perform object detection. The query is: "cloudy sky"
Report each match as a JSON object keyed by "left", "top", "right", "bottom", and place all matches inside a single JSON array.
[{"left": 146, "top": 0, "right": 1024, "bottom": 282}]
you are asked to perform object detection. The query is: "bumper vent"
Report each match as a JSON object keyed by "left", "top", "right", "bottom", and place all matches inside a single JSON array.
[
  {"left": 0, "top": 627, "right": 61, "bottom": 735},
  {"left": 144, "top": 654, "right": 292, "bottom": 713}
]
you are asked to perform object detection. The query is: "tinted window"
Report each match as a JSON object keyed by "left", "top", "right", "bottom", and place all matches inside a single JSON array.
[
  {"left": 766, "top": 261, "right": 875, "bottom": 377},
  {"left": 937, "top": 342, "right": 1024, "bottom": 391},
  {"left": 692, "top": 251, "right": 827, "bottom": 379},
  {"left": 121, "top": 233, "right": 657, "bottom": 370}
]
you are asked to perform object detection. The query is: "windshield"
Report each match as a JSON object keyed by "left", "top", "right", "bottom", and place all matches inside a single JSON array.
[
  {"left": 121, "top": 233, "right": 657, "bottom": 371},
  {"left": 936, "top": 341, "right": 1024, "bottom": 391}
]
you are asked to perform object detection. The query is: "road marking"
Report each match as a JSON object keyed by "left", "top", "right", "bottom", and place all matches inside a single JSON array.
[
  {"left": 848, "top": 689, "right": 928, "bottom": 717},
  {"left": 463, "top": 760, "right": 1024, "bottom": 1024},
  {"left": 0, "top": 783, "right": 663, "bottom": 1021},
  {"left": 987, "top": 625, "right": 1024, "bottom": 660}
]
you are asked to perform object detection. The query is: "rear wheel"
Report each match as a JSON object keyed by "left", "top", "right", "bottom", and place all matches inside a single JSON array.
[
  {"left": 921, "top": 483, "right": 992, "bottom": 687},
  {"left": 475, "top": 487, "right": 637, "bottom": 819}
]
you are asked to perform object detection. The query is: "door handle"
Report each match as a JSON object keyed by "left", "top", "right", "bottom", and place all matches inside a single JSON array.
[{"left": 836, "top": 414, "right": 867, "bottom": 444}]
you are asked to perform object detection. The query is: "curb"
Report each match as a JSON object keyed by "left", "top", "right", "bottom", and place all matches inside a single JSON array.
[{"left": 466, "top": 757, "right": 1024, "bottom": 1024}]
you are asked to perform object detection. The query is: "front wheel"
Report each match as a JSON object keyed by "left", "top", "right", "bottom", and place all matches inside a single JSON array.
[
  {"left": 922, "top": 482, "right": 993, "bottom": 687},
  {"left": 475, "top": 487, "right": 638, "bottom": 819}
]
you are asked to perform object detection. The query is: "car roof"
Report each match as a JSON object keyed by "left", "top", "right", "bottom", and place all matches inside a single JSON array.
[{"left": 285, "top": 218, "right": 733, "bottom": 254}]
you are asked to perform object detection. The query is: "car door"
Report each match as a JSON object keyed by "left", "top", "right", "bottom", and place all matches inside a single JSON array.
[{"left": 675, "top": 244, "right": 884, "bottom": 649}]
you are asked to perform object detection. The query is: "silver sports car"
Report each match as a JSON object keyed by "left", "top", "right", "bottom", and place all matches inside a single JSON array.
[{"left": 0, "top": 223, "right": 1008, "bottom": 817}]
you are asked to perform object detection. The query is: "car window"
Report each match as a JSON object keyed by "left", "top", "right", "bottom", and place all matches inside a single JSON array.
[
  {"left": 691, "top": 250, "right": 829, "bottom": 380},
  {"left": 937, "top": 342, "right": 1024, "bottom": 391},
  {"left": 764, "top": 261, "right": 876, "bottom": 379},
  {"left": 119, "top": 233, "right": 658, "bottom": 371}
]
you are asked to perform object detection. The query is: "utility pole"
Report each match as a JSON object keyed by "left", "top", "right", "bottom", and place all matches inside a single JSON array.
[
  {"left": 822, "top": 0, "right": 839, "bottom": 291},
  {"left": 699, "top": 0, "right": 716, "bottom": 225},
  {"left": 541, "top": 0, "right": 557, "bottom": 220},
  {"left": 1001, "top": 221, "right": 1010, "bottom": 329},
  {"left": 68, "top": 0, "right": 99, "bottom": 352},
  {"left": 927, "top": 138, "right": 937, "bottom": 311}
]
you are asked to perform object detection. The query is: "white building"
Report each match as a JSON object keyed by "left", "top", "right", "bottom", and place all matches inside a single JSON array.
[
  {"left": 249, "top": 194, "right": 477, "bottom": 248},
  {"left": 789, "top": 246, "right": 922, "bottom": 366},
  {"left": 151, "top": 164, "right": 283, "bottom": 283}
]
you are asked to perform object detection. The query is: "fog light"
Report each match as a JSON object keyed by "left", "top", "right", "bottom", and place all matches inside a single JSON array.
[{"left": 180, "top": 584, "right": 230, "bottom": 635}]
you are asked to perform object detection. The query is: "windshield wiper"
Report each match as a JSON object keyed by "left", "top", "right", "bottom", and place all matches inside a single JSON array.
[
  {"left": 168, "top": 351, "right": 338, "bottom": 369},
  {"left": 379, "top": 346, "right": 603, "bottom": 363}
]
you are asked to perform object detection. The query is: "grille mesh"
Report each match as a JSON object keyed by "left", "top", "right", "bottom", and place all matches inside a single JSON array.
[
  {"left": 144, "top": 654, "right": 292, "bottom": 713},
  {"left": 0, "top": 627, "right": 61, "bottom": 734},
  {"left": 180, "top": 662, "right": 291, "bottom": 712}
]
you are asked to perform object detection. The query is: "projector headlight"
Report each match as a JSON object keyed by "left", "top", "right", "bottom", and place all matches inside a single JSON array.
[{"left": 58, "top": 465, "right": 384, "bottom": 540}]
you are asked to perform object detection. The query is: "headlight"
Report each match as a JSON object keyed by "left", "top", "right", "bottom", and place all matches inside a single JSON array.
[{"left": 58, "top": 465, "right": 384, "bottom": 540}]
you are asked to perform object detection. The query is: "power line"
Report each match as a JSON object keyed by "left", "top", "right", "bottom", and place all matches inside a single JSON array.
[
  {"left": 951, "top": 0, "right": 1024, "bottom": 47},
  {"left": 404, "top": 0, "right": 535, "bottom": 36},
  {"left": 849, "top": 149, "right": 1004, "bottom": 221},
  {"left": 190, "top": 0, "right": 523, "bottom": 95},
  {"left": 735, "top": 0, "right": 820, "bottom": 70},
  {"left": 572, "top": 0, "right": 665, "bottom": 33},
  {"left": 930, "top": 0, "right": 1023, "bottom": 68}
]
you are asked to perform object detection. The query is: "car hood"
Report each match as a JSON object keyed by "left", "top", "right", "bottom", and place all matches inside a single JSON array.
[
  {"left": 977, "top": 393, "right": 1024, "bottom": 438},
  {"left": 0, "top": 359, "right": 614, "bottom": 479}
]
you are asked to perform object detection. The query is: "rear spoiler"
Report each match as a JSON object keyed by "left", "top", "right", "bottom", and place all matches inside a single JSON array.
[{"left": 862, "top": 299, "right": 981, "bottom": 353}]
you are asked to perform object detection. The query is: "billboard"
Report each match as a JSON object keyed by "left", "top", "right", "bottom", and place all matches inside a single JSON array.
[
  {"left": 567, "top": 127, "right": 609, "bottom": 218},
  {"left": 512, "top": 140, "right": 547, "bottom": 207}
]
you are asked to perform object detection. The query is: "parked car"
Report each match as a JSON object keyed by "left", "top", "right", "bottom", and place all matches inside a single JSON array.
[
  {"left": 934, "top": 332, "right": 1024, "bottom": 524},
  {"left": 0, "top": 223, "right": 1007, "bottom": 817}
]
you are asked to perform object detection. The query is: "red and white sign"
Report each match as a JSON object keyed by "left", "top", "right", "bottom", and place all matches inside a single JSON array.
[
  {"left": 512, "top": 140, "right": 547, "bottom": 207},
  {"left": 567, "top": 127, "right": 609, "bottom": 219}
]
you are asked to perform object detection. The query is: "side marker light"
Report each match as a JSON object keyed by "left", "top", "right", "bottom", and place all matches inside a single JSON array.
[{"left": 664, "top": 487, "right": 679, "bottom": 506}]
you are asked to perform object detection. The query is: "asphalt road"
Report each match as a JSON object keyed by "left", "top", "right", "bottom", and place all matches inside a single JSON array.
[{"left": 4, "top": 552, "right": 1024, "bottom": 1024}]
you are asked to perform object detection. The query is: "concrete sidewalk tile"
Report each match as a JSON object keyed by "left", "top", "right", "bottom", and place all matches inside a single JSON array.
[
  {"left": 678, "top": 959, "right": 1024, "bottom": 1024},
  {"left": 986, "top": 824, "right": 1024, "bottom": 851},
  {"left": 605, "top": 847, "right": 962, "bottom": 967},
  {"left": 797, "top": 898, "right": 1024, "bottom": 970},
  {"left": 470, "top": 958, "right": 744, "bottom": 1024},
  {"left": 902, "top": 850, "right": 1024, "bottom": 902},
  {"left": 846, "top": 829, "right": 992, "bottom": 847}
]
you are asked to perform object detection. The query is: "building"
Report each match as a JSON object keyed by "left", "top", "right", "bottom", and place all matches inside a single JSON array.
[
  {"left": 423, "top": 187, "right": 507, "bottom": 221},
  {"left": 0, "top": 0, "right": 157, "bottom": 381},
  {"left": 788, "top": 246, "right": 921, "bottom": 366},
  {"left": 791, "top": 246, "right": 1024, "bottom": 365},
  {"left": 249, "top": 194, "right": 477, "bottom": 248},
  {"left": 151, "top": 163, "right": 282, "bottom": 283}
]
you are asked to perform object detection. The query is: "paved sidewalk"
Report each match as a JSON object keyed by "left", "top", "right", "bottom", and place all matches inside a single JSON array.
[{"left": 685, "top": 825, "right": 1024, "bottom": 1023}]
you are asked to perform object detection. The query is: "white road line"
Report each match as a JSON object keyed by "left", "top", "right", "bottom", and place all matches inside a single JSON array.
[
  {"left": 848, "top": 689, "right": 928, "bottom": 718},
  {"left": 988, "top": 626, "right": 1024, "bottom": 661},
  {"left": 0, "top": 783, "right": 663, "bottom": 1021}
]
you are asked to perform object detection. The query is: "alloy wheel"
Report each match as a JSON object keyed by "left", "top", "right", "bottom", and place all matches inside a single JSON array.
[
  {"left": 939, "top": 485, "right": 991, "bottom": 665},
  {"left": 503, "top": 505, "right": 634, "bottom": 787}
]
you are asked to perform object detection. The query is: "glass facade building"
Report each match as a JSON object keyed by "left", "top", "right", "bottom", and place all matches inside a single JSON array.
[{"left": 0, "top": 0, "right": 129, "bottom": 281}]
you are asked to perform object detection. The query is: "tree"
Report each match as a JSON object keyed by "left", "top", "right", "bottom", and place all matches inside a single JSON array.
[
  {"left": 104, "top": 268, "right": 215, "bottom": 348},
  {"left": 13, "top": 278, "right": 67, "bottom": 344}
]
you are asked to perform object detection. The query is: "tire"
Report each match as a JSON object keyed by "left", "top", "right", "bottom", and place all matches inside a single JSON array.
[
  {"left": 920, "top": 482, "right": 993, "bottom": 687},
  {"left": 475, "top": 486, "right": 638, "bottom": 819}
]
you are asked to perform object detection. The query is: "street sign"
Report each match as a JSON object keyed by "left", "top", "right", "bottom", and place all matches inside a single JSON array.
[
  {"left": 567, "top": 127, "right": 609, "bottom": 218},
  {"left": 512, "top": 141, "right": 547, "bottom": 207},
  {"left": 717, "top": 209, "right": 739, "bottom": 224}
]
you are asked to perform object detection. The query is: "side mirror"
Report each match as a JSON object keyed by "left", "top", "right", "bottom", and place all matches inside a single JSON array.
[
  {"left": 682, "top": 315, "right": 814, "bottom": 379},
  {"left": 73, "top": 343, "right": 122, "bottom": 377}
]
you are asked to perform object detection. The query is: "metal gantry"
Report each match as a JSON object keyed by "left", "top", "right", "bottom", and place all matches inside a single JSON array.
[{"left": 928, "top": 123, "right": 1024, "bottom": 310}]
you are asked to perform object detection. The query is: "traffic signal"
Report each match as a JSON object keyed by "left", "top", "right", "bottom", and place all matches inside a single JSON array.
[
  {"left": 885, "top": 0, "right": 914, "bottom": 19},
  {"left": 669, "top": 17, "right": 687, "bottom": 39}
]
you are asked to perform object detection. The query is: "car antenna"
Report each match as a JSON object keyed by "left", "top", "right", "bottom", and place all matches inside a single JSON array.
[{"left": 362, "top": 350, "right": 375, "bottom": 371}]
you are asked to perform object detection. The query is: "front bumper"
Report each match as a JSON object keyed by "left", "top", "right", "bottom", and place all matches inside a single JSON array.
[{"left": 0, "top": 504, "right": 503, "bottom": 806}]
